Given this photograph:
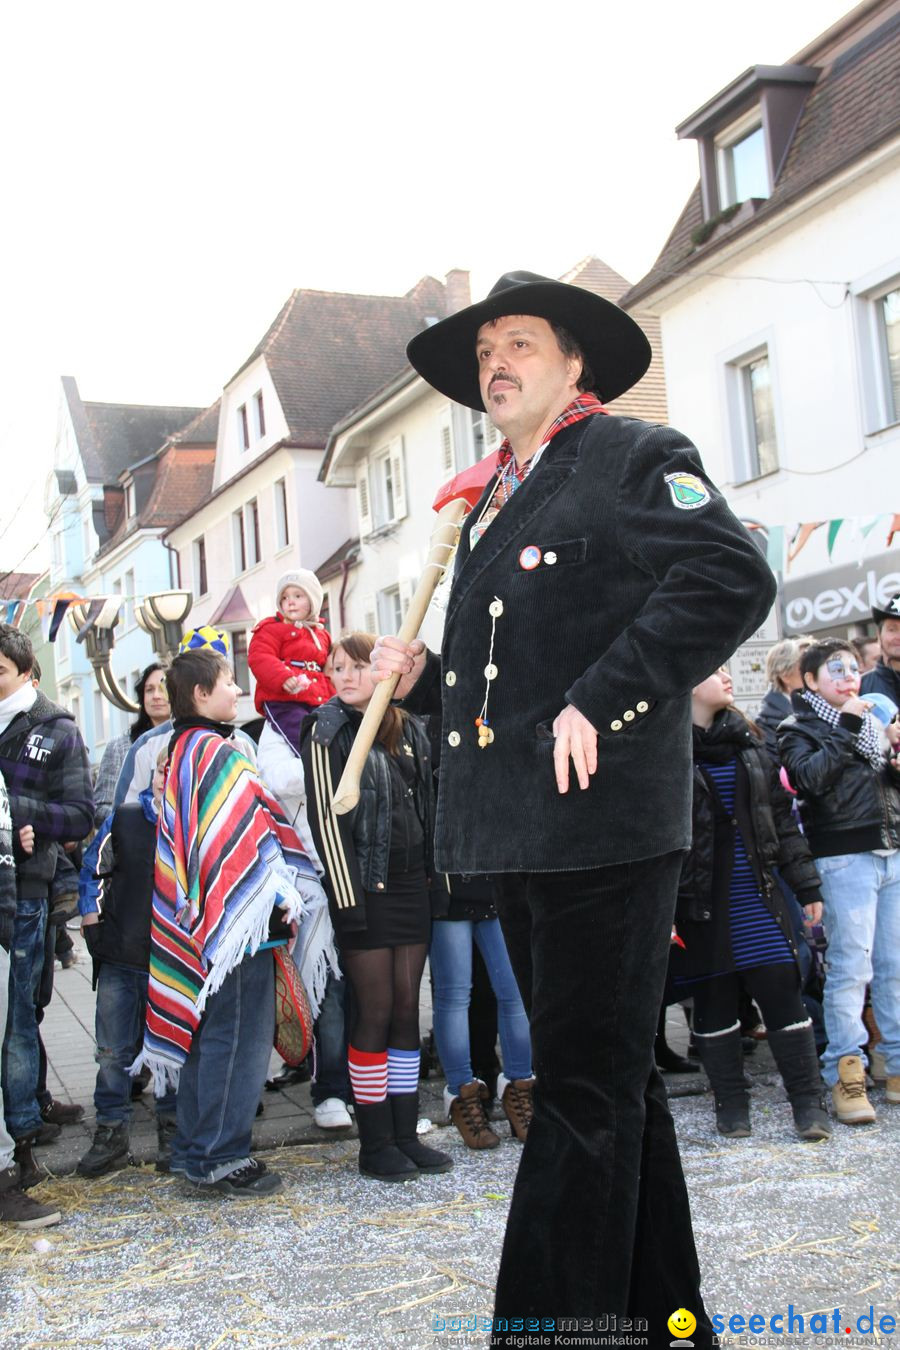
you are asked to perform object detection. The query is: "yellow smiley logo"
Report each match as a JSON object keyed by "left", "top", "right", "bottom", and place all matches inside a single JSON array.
[{"left": 667, "top": 1308, "right": 697, "bottom": 1339}]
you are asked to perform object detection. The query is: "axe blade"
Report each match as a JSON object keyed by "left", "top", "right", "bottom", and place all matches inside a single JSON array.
[{"left": 432, "top": 449, "right": 501, "bottom": 514}]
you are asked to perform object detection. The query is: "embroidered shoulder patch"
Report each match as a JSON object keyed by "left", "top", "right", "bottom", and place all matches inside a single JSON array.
[{"left": 664, "top": 472, "right": 710, "bottom": 511}]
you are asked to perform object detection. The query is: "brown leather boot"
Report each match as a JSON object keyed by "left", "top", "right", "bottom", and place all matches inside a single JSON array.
[
  {"left": 445, "top": 1081, "right": 500, "bottom": 1149},
  {"left": 498, "top": 1074, "right": 534, "bottom": 1141}
]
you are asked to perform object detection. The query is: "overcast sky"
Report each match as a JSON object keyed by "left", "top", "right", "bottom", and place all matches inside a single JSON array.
[{"left": 0, "top": 0, "right": 854, "bottom": 576}]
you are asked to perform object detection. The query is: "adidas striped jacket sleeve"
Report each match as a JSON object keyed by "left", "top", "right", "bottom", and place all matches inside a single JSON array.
[{"left": 300, "top": 734, "right": 368, "bottom": 932}]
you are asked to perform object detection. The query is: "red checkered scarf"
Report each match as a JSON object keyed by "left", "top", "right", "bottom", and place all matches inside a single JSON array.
[{"left": 496, "top": 391, "right": 608, "bottom": 487}]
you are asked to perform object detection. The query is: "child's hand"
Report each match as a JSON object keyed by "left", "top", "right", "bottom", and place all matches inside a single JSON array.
[
  {"left": 19, "top": 825, "right": 34, "bottom": 855},
  {"left": 282, "top": 676, "right": 302, "bottom": 693},
  {"left": 81, "top": 913, "right": 100, "bottom": 931}
]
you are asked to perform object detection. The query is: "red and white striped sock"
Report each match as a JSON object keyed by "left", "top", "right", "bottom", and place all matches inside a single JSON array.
[{"left": 348, "top": 1046, "right": 388, "bottom": 1104}]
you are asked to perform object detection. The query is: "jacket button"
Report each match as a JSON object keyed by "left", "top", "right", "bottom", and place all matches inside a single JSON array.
[
  {"left": 489, "top": 599, "right": 504, "bottom": 617},
  {"left": 636, "top": 701, "right": 649, "bottom": 713},
  {"left": 445, "top": 670, "right": 456, "bottom": 686},
  {"left": 447, "top": 731, "right": 461, "bottom": 747},
  {"left": 376, "top": 882, "right": 385, "bottom": 891},
  {"left": 544, "top": 551, "right": 558, "bottom": 565},
  {"left": 484, "top": 663, "right": 498, "bottom": 680},
  {"left": 623, "top": 710, "right": 635, "bottom": 721},
  {"left": 610, "top": 719, "right": 623, "bottom": 732}
]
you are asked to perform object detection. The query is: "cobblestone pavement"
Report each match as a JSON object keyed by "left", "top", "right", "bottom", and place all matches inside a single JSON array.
[{"left": 2, "top": 937, "right": 897, "bottom": 1349}]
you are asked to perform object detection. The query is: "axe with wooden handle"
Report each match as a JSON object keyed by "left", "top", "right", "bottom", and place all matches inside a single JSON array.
[{"left": 330, "top": 452, "right": 501, "bottom": 815}]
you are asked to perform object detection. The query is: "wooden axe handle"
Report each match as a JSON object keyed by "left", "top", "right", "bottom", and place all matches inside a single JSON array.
[{"left": 330, "top": 496, "right": 468, "bottom": 815}]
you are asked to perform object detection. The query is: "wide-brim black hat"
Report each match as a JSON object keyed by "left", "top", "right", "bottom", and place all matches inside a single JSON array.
[
  {"left": 406, "top": 270, "right": 651, "bottom": 411},
  {"left": 873, "top": 592, "right": 900, "bottom": 623}
]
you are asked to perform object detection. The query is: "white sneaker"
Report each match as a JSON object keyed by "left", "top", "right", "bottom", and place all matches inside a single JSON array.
[{"left": 314, "top": 1098, "right": 352, "bottom": 1129}]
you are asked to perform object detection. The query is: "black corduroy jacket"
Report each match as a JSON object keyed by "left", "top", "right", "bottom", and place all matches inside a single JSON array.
[{"left": 405, "top": 413, "right": 777, "bottom": 874}]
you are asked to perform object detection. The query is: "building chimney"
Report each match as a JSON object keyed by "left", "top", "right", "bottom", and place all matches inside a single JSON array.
[{"left": 445, "top": 269, "right": 471, "bottom": 314}]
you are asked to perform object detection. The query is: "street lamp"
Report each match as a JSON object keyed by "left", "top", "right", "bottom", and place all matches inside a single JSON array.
[
  {"left": 68, "top": 602, "right": 139, "bottom": 714},
  {"left": 136, "top": 589, "right": 192, "bottom": 660}
]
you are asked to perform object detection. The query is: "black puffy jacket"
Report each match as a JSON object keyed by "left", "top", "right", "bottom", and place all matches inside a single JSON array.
[
  {"left": 755, "top": 687, "right": 791, "bottom": 763},
  {"left": 674, "top": 711, "right": 821, "bottom": 978},
  {"left": 300, "top": 699, "right": 434, "bottom": 933},
  {"left": 777, "top": 694, "right": 900, "bottom": 857}
]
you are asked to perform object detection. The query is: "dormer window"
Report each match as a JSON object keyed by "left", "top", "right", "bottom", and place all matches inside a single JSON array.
[
  {"left": 124, "top": 480, "right": 136, "bottom": 518},
  {"left": 716, "top": 112, "right": 769, "bottom": 207},
  {"left": 677, "top": 64, "right": 819, "bottom": 226}
]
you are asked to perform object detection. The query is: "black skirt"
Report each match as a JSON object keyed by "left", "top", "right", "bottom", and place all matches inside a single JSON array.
[{"left": 339, "top": 865, "right": 431, "bottom": 951}]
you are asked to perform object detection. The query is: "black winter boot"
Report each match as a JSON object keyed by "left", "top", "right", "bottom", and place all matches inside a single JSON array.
[
  {"left": 13, "top": 1138, "right": 45, "bottom": 1190},
  {"left": 694, "top": 1027, "right": 751, "bottom": 1137},
  {"left": 355, "top": 1100, "right": 419, "bottom": 1183},
  {"left": 76, "top": 1124, "right": 130, "bottom": 1177},
  {"left": 767, "top": 1024, "right": 832, "bottom": 1141},
  {"left": 155, "top": 1115, "right": 178, "bottom": 1173},
  {"left": 390, "top": 1093, "right": 453, "bottom": 1173},
  {"left": 0, "top": 1165, "right": 60, "bottom": 1229}
]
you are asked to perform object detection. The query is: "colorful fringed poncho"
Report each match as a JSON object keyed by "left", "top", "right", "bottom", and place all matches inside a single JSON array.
[{"left": 135, "top": 724, "right": 332, "bottom": 1090}]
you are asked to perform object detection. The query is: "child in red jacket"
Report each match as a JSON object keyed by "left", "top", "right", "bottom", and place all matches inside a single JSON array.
[{"left": 249, "top": 571, "right": 334, "bottom": 745}]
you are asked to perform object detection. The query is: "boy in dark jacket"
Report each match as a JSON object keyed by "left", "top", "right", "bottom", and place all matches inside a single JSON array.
[
  {"left": 77, "top": 750, "right": 176, "bottom": 1176},
  {"left": 0, "top": 625, "right": 93, "bottom": 1158},
  {"left": 0, "top": 770, "right": 61, "bottom": 1229}
]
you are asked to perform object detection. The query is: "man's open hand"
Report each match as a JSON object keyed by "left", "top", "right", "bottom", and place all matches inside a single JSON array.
[{"left": 552, "top": 704, "right": 598, "bottom": 793}]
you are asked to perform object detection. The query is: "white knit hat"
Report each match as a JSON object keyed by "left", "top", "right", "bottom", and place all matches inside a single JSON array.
[{"left": 276, "top": 569, "right": 323, "bottom": 621}]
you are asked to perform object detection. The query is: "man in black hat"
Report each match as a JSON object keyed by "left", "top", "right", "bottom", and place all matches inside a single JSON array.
[
  {"left": 861, "top": 593, "right": 900, "bottom": 704},
  {"left": 372, "top": 272, "right": 776, "bottom": 1347}
]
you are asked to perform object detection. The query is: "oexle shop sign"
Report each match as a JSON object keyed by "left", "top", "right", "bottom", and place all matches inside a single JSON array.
[{"left": 782, "top": 551, "right": 900, "bottom": 632}]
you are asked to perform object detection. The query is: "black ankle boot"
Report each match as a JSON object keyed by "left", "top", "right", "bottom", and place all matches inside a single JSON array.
[
  {"left": 355, "top": 1100, "right": 419, "bottom": 1182},
  {"left": 390, "top": 1093, "right": 453, "bottom": 1173},
  {"left": 767, "top": 1024, "right": 832, "bottom": 1141},
  {"left": 694, "top": 1027, "right": 751, "bottom": 1137}
]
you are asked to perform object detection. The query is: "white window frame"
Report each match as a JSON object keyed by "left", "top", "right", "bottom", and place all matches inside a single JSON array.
[
  {"left": 123, "top": 568, "right": 135, "bottom": 630},
  {"left": 274, "top": 478, "right": 290, "bottom": 551},
  {"left": 193, "top": 535, "right": 208, "bottom": 597},
  {"left": 233, "top": 508, "right": 247, "bottom": 573},
  {"left": 720, "top": 331, "right": 782, "bottom": 486},
  {"left": 376, "top": 585, "right": 403, "bottom": 635},
  {"left": 124, "top": 479, "right": 136, "bottom": 518},
  {"left": 245, "top": 497, "right": 261, "bottom": 568},
  {"left": 253, "top": 390, "right": 266, "bottom": 440},
  {"left": 714, "top": 107, "right": 769, "bottom": 208},
  {"left": 852, "top": 259, "right": 900, "bottom": 438},
  {"left": 360, "top": 437, "right": 407, "bottom": 536},
  {"left": 237, "top": 403, "right": 250, "bottom": 451}
]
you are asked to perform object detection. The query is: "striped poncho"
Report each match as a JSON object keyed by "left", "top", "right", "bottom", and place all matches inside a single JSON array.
[{"left": 135, "top": 725, "right": 331, "bottom": 1090}]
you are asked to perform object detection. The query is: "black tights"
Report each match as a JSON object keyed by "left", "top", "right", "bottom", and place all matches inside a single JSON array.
[
  {"left": 692, "top": 962, "right": 806, "bottom": 1036},
  {"left": 342, "top": 943, "right": 427, "bottom": 1053}
]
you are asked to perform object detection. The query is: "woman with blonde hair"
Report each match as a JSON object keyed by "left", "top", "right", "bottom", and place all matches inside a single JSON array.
[
  {"left": 756, "top": 636, "right": 813, "bottom": 761},
  {"left": 300, "top": 634, "right": 452, "bottom": 1182}
]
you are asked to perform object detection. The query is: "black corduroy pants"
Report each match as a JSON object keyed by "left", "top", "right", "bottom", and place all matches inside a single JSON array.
[{"left": 493, "top": 854, "right": 713, "bottom": 1349}]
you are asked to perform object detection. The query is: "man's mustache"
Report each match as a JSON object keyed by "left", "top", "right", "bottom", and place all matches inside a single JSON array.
[{"left": 489, "top": 372, "right": 522, "bottom": 393}]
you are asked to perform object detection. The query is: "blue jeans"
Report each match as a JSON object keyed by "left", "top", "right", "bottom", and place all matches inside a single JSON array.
[
  {"left": 172, "top": 950, "right": 274, "bottom": 1182},
  {"left": 0, "top": 945, "right": 14, "bottom": 1170},
  {"left": 816, "top": 850, "right": 900, "bottom": 1085},
  {"left": 311, "top": 972, "right": 350, "bottom": 1106},
  {"left": 1, "top": 897, "right": 47, "bottom": 1138},
  {"left": 429, "top": 917, "right": 532, "bottom": 1095},
  {"left": 94, "top": 963, "right": 176, "bottom": 1124}
]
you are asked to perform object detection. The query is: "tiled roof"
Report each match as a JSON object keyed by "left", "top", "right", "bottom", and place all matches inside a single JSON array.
[
  {"left": 231, "top": 279, "right": 458, "bottom": 447},
  {"left": 140, "top": 447, "right": 216, "bottom": 530},
  {"left": 564, "top": 257, "right": 668, "bottom": 423},
  {"left": 622, "top": 6, "right": 900, "bottom": 308},
  {"left": 169, "top": 400, "right": 221, "bottom": 446},
  {"left": 62, "top": 376, "right": 205, "bottom": 485},
  {"left": 0, "top": 571, "right": 40, "bottom": 600}
]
